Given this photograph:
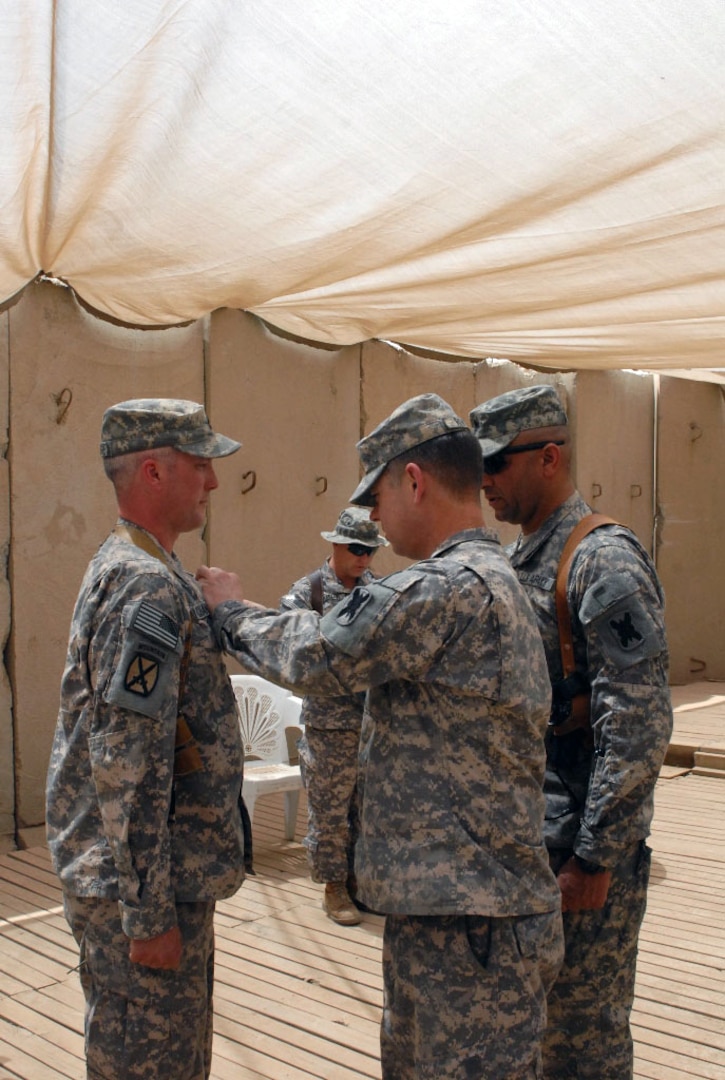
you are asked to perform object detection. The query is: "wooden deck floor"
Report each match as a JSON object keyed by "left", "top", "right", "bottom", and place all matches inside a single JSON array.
[{"left": 1, "top": 683, "right": 723, "bottom": 1080}]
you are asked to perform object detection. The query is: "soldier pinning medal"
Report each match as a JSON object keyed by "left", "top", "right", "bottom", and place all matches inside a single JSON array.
[{"left": 197, "top": 393, "right": 564, "bottom": 1080}]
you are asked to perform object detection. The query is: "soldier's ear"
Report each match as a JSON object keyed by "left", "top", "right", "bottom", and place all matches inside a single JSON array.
[
  {"left": 540, "top": 443, "right": 562, "bottom": 476},
  {"left": 404, "top": 462, "right": 425, "bottom": 502},
  {"left": 140, "top": 456, "right": 161, "bottom": 484}
]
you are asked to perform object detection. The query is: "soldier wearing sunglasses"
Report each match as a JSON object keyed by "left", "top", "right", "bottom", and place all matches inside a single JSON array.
[
  {"left": 470, "top": 385, "right": 673, "bottom": 1080},
  {"left": 280, "top": 507, "right": 388, "bottom": 925}
]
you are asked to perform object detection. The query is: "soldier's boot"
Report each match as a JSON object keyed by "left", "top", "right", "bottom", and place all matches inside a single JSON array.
[{"left": 323, "top": 882, "right": 362, "bottom": 926}]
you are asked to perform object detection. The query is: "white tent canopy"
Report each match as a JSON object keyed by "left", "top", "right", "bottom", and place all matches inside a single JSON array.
[{"left": 2, "top": 0, "right": 724, "bottom": 371}]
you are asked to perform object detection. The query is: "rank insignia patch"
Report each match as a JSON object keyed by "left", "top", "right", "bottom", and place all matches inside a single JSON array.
[{"left": 124, "top": 653, "right": 160, "bottom": 697}]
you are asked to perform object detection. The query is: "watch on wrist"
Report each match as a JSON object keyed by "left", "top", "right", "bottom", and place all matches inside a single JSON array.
[{"left": 574, "top": 854, "right": 606, "bottom": 875}]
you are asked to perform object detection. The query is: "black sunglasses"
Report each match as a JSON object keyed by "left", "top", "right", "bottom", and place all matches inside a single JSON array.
[
  {"left": 482, "top": 440, "right": 565, "bottom": 475},
  {"left": 347, "top": 543, "right": 376, "bottom": 557}
]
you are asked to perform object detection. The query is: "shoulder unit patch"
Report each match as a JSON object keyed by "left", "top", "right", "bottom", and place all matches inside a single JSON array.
[
  {"left": 335, "top": 587, "right": 373, "bottom": 625},
  {"left": 123, "top": 653, "right": 160, "bottom": 697}
]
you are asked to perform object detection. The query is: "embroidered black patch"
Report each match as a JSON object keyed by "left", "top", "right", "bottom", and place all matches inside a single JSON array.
[
  {"left": 124, "top": 653, "right": 160, "bottom": 696},
  {"left": 336, "top": 588, "right": 373, "bottom": 625},
  {"left": 609, "top": 611, "right": 644, "bottom": 650}
]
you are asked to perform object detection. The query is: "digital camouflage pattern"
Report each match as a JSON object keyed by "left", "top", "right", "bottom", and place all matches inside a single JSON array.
[
  {"left": 382, "top": 909, "right": 564, "bottom": 1079},
  {"left": 469, "top": 384, "right": 568, "bottom": 456},
  {"left": 545, "top": 843, "right": 651, "bottom": 1080},
  {"left": 215, "top": 528, "right": 562, "bottom": 918},
  {"left": 506, "top": 490, "right": 673, "bottom": 1079},
  {"left": 63, "top": 894, "right": 215, "bottom": 1080},
  {"left": 99, "top": 398, "right": 241, "bottom": 459},
  {"left": 280, "top": 558, "right": 375, "bottom": 731},
  {"left": 296, "top": 726, "right": 361, "bottom": 883},
  {"left": 215, "top": 524, "right": 565, "bottom": 1078},
  {"left": 47, "top": 523, "right": 246, "bottom": 940},
  {"left": 48, "top": 522, "right": 246, "bottom": 1071},
  {"left": 350, "top": 393, "right": 469, "bottom": 506},
  {"left": 507, "top": 492, "right": 672, "bottom": 864},
  {"left": 320, "top": 505, "right": 389, "bottom": 547},
  {"left": 47, "top": 521, "right": 245, "bottom": 1079},
  {"left": 281, "top": 558, "right": 375, "bottom": 883}
]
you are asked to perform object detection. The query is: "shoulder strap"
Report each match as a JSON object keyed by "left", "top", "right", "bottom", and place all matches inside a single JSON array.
[
  {"left": 555, "top": 513, "right": 619, "bottom": 678},
  {"left": 308, "top": 568, "right": 324, "bottom": 615},
  {"left": 551, "top": 513, "right": 619, "bottom": 737}
]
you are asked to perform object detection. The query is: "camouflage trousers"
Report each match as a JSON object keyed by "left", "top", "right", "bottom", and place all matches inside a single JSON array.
[
  {"left": 63, "top": 893, "right": 215, "bottom": 1080},
  {"left": 298, "top": 725, "right": 360, "bottom": 883},
  {"left": 543, "top": 841, "right": 652, "bottom": 1079},
  {"left": 381, "top": 909, "right": 564, "bottom": 1080}
]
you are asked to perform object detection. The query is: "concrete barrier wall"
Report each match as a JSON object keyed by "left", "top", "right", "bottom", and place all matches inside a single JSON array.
[
  {"left": 657, "top": 376, "right": 725, "bottom": 684},
  {"left": 0, "top": 308, "right": 12, "bottom": 845},
  {"left": 2, "top": 280, "right": 722, "bottom": 848}
]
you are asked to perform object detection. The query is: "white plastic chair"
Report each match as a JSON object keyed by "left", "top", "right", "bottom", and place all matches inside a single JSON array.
[{"left": 231, "top": 673, "right": 304, "bottom": 840}]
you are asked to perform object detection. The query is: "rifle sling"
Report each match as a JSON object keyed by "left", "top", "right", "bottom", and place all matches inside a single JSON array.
[{"left": 308, "top": 568, "right": 324, "bottom": 616}]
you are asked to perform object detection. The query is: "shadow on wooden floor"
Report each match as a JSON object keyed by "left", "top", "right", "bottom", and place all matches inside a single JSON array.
[{"left": 1, "top": 680, "right": 724, "bottom": 1079}]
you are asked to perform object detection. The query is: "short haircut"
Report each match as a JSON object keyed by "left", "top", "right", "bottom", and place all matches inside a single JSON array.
[
  {"left": 387, "top": 429, "right": 483, "bottom": 498},
  {"left": 102, "top": 445, "right": 177, "bottom": 492}
]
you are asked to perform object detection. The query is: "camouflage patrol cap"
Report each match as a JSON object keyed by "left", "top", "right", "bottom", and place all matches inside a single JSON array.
[
  {"left": 320, "top": 506, "right": 389, "bottom": 547},
  {"left": 469, "top": 385, "right": 568, "bottom": 456},
  {"left": 350, "top": 393, "right": 468, "bottom": 506},
  {"left": 100, "top": 398, "right": 241, "bottom": 459}
]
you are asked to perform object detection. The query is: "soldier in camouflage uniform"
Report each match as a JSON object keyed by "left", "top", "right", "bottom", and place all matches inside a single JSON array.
[
  {"left": 280, "top": 506, "right": 388, "bottom": 926},
  {"left": 470, "top": 385, "right": 674, "bottom": 1080},
  {"left": 46, "top": 399, "right": 246, "bottom": 1080},
  {"left": 198, "top": 393, "right": 564, "bottom": 1080}
]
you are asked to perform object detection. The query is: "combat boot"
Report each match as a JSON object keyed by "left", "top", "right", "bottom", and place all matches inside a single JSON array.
[{"left": 323, "top": 882, "right": 362, "bottom": 925}]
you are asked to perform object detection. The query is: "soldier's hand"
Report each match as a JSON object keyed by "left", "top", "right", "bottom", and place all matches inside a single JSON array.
[
  {"left": 558, "top": 856, "right": 612, "bottom": 912},
  {"left": 196, "top": 565, "right": 245, "bottom": 611},
  {"left": 129, "top": 925, "right": 183, "bottom": 969}
]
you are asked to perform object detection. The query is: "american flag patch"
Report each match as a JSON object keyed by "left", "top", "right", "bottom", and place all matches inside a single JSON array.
[{"left": 131, "top": 602, "right": 179, "bottom": 649}]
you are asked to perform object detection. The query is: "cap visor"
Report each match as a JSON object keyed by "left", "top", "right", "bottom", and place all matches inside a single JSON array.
[
  {"left": 181, "top": 433, "right": 242, "bottom": 458},
  {"left": 349, "top": 463, "right": 386, "bottom": 507},
  {"left": 476, "top": 435, "right": 514, "bottom": 457}
]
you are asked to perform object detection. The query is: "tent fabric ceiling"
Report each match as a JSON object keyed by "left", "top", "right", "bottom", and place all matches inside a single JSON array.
[{"left": 2, "top": 0, "right": 724, "bottom": 371}]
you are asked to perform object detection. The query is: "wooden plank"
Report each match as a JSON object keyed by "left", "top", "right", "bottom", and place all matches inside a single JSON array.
[
  {"left": 633, "top": 997, "right": 725, "bottom": 1043},
  {"left": 15, "top": 980, "right": 85, "bottom": 1035},
  {"left": 214, "top": 988, "right": 380, "bottom": 1061},
  {"left": 639, "top": 967, "right": 725, "bottom": 1006},
  {"left": 215, "top": 930, "right": 382, "bottom": 1004},
  {"left": 214, "top": 962, "right": 380, "bottom": 1030},
  {"left": 0, "top": 1015, "right": 83, "bottom": 1080},
  {"left": 212, "top": 1011, "right": 381, "bottom": 1080},
  {"left": 0, "top": 997, "right": 85, "bottom": 1060},
  {"left": 1, "top": 708, "right": 725, "bottom": 1080},
  {"left": 632, "top": 1023, "right": 725, "bottom": 1079}
]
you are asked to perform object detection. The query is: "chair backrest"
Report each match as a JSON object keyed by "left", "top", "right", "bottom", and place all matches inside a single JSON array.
[{"left": 231, "top": 673, "right": 298, "bottom": 764}]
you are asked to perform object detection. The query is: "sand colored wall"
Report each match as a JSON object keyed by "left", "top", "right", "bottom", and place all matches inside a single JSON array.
[
  {"left": 206, "top": 311, "right": 362, "bottom": 608},
  {"left": 0, "top": 309, "right": 12, "bottom": 844},
  {"left": 1, "top": 279, "right": 722, "bottom": 849},
  {"left": 569, "top": 370, "right": 656, "bottom": 553},
  {"left": 6, "top": 282, "right": 206, "bottom": 840},
  {"left": 657, "top": 376, "right": 725, "bottom": 684}
]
